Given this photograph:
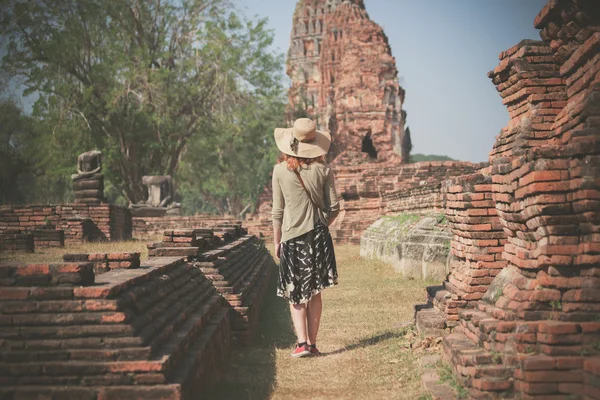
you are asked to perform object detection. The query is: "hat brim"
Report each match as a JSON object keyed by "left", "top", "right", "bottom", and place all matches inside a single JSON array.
[{"left": 274, "top": 127, "right": 331, "bottom": 158}]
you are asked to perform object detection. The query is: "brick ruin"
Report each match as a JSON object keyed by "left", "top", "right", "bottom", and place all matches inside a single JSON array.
[
  {"left": 133, "top": 214, "right": 240, "bottom": 239},
  {"left": 0, "top": 224, "right": 274, "bottom": 399},
  {"left": 414, "top": 0, "right": 600, "bottom": 398},
  {"left": 0, "top": 204, "right": 132, "bottom": 245},
  {"left": 248, "top": 0, "right": 488, "bottom": 244},
  {"left": 287, "top": 0, "right": 409, "bottom": 162},
  {"left": 248, "top": 161, "right": 485, "bottom": 244}
]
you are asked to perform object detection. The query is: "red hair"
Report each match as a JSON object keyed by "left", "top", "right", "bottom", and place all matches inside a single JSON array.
[{"left": 278, "top": 153, "right": 325, "bottom": 171}]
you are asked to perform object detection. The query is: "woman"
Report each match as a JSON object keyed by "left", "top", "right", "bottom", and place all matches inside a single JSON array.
[{"left": 272, "top": 117, "right": 340, "bottom": 358}]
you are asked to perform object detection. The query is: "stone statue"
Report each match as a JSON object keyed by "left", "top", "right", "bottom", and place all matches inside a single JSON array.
[
  {"left": 72, "top": 150, "right": 102, "bottom": 180},
  {"left": 129, "top": 175, "right": 181, "bottom": 216},
  {"left": 71, "top": 150, "right": 105, "bottom": 204}
]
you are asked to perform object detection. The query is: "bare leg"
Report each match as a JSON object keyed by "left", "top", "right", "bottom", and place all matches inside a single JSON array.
[
  {"left": 290, "top": 303, "right": 308, "bottom": 344},
  {"left": 306, "top": 292, "right": 322, "bottom": 345}
]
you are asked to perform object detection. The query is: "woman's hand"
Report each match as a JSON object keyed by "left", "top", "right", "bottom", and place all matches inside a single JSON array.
[{"left": 275, "top": 242, "right": 281, "bottom": 259}]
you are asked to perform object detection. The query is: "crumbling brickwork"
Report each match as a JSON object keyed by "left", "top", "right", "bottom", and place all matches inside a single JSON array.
[
  {"left": 249, "top": 161, "right": 484, "bottom": 244},
  {"left": 63, "top": 252, "right": 141, "bottom": 275},
  {"left": 0, "top": 233, "right": 34, "bottom": 253},
  {"left": 147, "top": 225, "right": 273, "bottom": 346},
  {"left": 415, "top": 1, "right": 600, "bottom": 398},
  {"left": 0, "top": 256, "right": 230, "bottom": 399},
  {"left": 0, "top": 219, "right": 274, "bottom": 398},
  {"left": 0, "top": 204, "right": 132, "bottom": 244},
  {"left": 287, "top": 0, "right": 409, "bottom": 162},
  {"left": 133, "top": 214, "right": 240, "bottom": 239}
]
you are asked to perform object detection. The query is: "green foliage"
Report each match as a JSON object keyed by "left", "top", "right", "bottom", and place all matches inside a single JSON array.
[
  {"left": 436, "top": 361, "right": 469, "bottom": 399},
  {"left": 490, "top": 350, "right": 502, "bottom": 364},
  {"left": 1, "top": 0, "right": 285, "bottom": 211},
  {"left": 0, "top": 99, "right": 74, "bottom": 204},
  {"left": 410, "top": 153, "right": 456, "bottom": 162},
  {"left": 383, "top": 213, "right": 422, "bottom": 226}
]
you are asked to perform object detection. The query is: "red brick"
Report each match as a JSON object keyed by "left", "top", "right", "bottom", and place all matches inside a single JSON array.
[{"left": 16, "top": 264, "right": 50, "bottom": 276}]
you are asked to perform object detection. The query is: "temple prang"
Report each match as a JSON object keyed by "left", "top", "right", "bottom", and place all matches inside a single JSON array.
[{"left": 287, "top": 0, "right": 409, "bottom": 163}]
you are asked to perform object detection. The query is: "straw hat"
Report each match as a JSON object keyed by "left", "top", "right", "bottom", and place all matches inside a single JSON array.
[{"left": 274, "top": 118, "right": 331, "bottom": 158}]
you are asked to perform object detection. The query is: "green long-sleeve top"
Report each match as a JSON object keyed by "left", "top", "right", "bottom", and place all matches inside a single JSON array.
[{"left": 271, "top": 161, "right": 340, "bottom": 243}]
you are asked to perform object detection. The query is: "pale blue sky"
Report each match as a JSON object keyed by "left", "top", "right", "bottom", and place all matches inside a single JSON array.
[{"left": 236, "top": 0, "right": 548, "bottom": 162}]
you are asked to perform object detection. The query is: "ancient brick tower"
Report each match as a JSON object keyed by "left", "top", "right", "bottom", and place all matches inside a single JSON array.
[{"left": 287, "top": 0, "right": 410, "bottom": 163}]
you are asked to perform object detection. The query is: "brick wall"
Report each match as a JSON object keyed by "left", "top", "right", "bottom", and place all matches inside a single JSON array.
[
  {"left": 0, "top": 233, "right": 34, "bottom": 253},
  {"left": 248, "top": 161, "right": 485, "bottom": 244},
  {"left": 147, "top": 224, "right": 273, "bottom": 346},
  {"left": 133, "top": 214, "right": 240, "bottom": 239},
  {"left": 63, "top": 252, "right": 141, "bottom": 275},
  {"left": 415, "top": 1, "right": 600, "bottom": 398},
  {"left": 0, "top": 204, "right": 132, "bottom": 243},
  {"left": 0, "top": 219, "right": 274, "bottom": 397},
  {"left": 32, "top": 229, "right": 65, "bottom": 248}
]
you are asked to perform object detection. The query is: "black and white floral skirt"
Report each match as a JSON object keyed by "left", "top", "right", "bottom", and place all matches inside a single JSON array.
[{"left": 277, "top": 220, "right": 338, "bottom": 305}]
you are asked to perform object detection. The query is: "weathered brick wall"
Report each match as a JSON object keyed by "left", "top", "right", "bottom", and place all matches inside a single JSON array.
[
  {"left": 57, "top": 217, "right": 96, "bottom": 244},
  {"left": 147, "top": 225, "right": 273, "bottom": 346},
  {"left": 0, "top": 233, "right": 34, "bottom": 253},
  {"left": 133, "top": 214, "right": 240, "bottom": 239},
  {"left": 31, "top": 229, "right": 64, "bottom": 248},
  {"left": 332, "top": 161, "right": 485, "bottom": 244},
  {"left": 415, "top": 1, "right": 600, "bottom": 398},
  {"left": 249, "top": 161, "right": 485, "bottom": 245},
  {"left": 441, "top": 171, "right": 507, "bottom": 319},
  {"left": 0, "top": 204, "right": 132, "bottom": 243},
  {"left": 63, "top": 252, "right": 141, "bottom": 275},
  {"left": 196, "top": 236, "right": 274, "bottom": 345},
  {"left": 287, "top": 0, "right": 408, "bottom": 162},
  {"left": 0, "top": 256, "right": 231, "bottom": 399},
  {"left": 0, "top": 262, "right": 95, "bottom": 286}
]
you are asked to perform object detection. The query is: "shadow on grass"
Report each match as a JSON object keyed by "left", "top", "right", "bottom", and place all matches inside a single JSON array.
[
  {"left": 320, "top": 328, "right": 412, "bottom": 357},
  {"left": 203, "top": 261, "right": 295, "bottom": 400}
]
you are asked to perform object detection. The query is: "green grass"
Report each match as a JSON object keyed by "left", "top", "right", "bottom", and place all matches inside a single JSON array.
[
  {"left": 3, "top": 241, "right": 441, "bottom": 398},
  {"left": 206, "top": 245, "right": 439, "bottom": 400},
  {"left": 436, "top": 360, "right": 469, "bottom": 399}
]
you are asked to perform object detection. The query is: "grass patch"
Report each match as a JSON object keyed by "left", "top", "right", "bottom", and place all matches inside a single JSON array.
[
  {"left": 207, "top": 245, "right": 438, "bottom": 400},
  {"left": 0, "top": 240, "right": 153, "bottom": 263},
  {"left": 383, "top": 213, "right": 423, "bottom": 226},
  {"left": 436, "top": 360, "right": 469, "bottom": 399}
]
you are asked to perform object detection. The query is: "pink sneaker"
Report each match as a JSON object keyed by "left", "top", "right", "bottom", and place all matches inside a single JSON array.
[{"left": 291, "top": 343, "right": 310, "bottom": 358}]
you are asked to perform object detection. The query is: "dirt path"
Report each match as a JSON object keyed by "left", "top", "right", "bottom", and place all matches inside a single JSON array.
[{"left": 206, "top": 245, "right": 439, "bottom": 400}]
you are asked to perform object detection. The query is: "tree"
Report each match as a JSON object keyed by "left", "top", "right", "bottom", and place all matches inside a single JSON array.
[
  {"left": 178, "top": 89, "right": 285, "bottom": 215},
  {"left": 1, "top": 0, "right": 285, "bottom": 206}
]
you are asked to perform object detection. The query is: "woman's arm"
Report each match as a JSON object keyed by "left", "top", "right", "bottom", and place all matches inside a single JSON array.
[
  {"left": 325, "top": 167, "right": 340, "bottom": 226},
  {"left": 271, "top": 169, "right": 284, "bottom": 257}
]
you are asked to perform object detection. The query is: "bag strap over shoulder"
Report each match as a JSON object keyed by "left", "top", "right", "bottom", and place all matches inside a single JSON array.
[{"left": 293, "top": 169, "right": 321, "bottom": 210}]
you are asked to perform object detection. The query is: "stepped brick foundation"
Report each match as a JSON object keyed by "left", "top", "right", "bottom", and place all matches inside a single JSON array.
[
  {"left": 63, "top": 252, "right": 141, "bottom": 275},
  {"left": 0, "top": 262, "right": 94, "bottom": 287},
  {"left": 0, "top": 233, "right": 34, "bottom": 253},
  {"left": 148, "top": 226, "right": 273, "bottom": 345},
  {"left": 0, "top": 204, "right": 132, "bottom": 244},
  {"left": 133, "top": 214, "right": 240, "bottom": 239},
  {"left": 0, "top": 256, "right": 231, "bottom": 399},
  {"left": 196, "top": 236, "right": 274, "bottom": 345},
  {"left": 415, "top": 1, "right": 600, "bottom": 398}
]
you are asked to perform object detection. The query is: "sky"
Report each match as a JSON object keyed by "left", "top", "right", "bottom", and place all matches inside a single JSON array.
[{"left": 236, "top": 0, "right": 548, "bottom": 163}]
